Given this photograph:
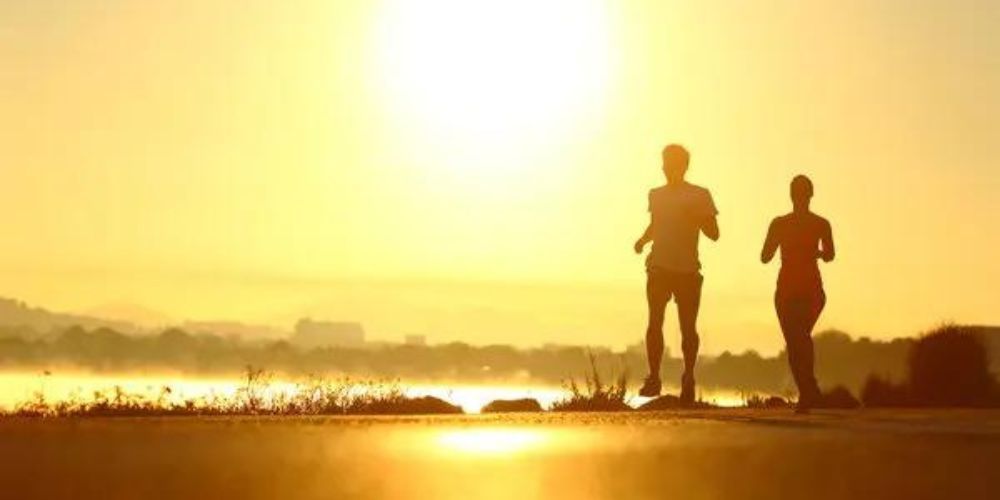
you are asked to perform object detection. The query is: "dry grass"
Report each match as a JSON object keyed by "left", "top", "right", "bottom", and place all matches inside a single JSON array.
[
  {"left": 550, "top": 353, "right": 631, "bottom": 412},
  {"left": 743, "top": 394, "right": 792, "bottom": 409},
  {"left": 3, "top": 366, "right": 462, "bottom": 418}
]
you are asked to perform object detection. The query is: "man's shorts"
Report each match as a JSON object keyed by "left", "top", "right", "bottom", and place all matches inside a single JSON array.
[{"left": 646, "top": 267, "right": 703, "bottom": 308}]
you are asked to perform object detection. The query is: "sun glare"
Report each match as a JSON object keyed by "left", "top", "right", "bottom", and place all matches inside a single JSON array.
[
  {"left": 373, "top": 0, "right": 614, "bottom": 173},
  {"left": 435, "top": 428, "right": 549, "bottom": 456}
]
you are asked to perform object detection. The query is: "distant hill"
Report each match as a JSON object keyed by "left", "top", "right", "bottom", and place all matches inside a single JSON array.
[
  {"left": 0, "top": 298, "right": 141, "bottom": 337},
  {"left": 0, "top": 298, "right": 290, "bottom": 341},
  {"left": 84, "top": 303, "right": 174, "bottom": 329}
]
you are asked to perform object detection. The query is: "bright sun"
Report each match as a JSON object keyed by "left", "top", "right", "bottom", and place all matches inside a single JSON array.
[{"left": 373, "top": 0, "right": 614, "bottom": 172}]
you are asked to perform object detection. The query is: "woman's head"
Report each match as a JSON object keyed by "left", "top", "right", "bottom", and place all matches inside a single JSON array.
[{"left": 790, "top": 175, "right": 813, "bottom": 210}]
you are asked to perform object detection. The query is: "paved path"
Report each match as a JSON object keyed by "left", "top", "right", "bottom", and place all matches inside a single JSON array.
[{"left": 2, "top": 410, "right": 998, "bottom": 500}]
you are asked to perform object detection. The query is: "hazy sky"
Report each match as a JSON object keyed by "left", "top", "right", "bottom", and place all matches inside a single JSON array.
[{"left": 1, "top": 0, "right": 997, "bottom": 353}]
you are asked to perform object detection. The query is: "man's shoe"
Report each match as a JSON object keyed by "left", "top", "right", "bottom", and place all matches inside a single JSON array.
[
  {"left": 680, "top": 373, "right": 696, "bottom": 405},
  {"left": 639, "top": 376, "right": 662, "bottom": 397},
  {"left": 795, "top": 390, "right": 819, "bottom": 413}
]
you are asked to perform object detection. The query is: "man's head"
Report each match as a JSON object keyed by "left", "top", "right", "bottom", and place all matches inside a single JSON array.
[
  {"left": 661, "top": 144, "right": 690, "bottom": 184},
  {"left": 790, "top": 174, "right": 813, "bottom": 211}
]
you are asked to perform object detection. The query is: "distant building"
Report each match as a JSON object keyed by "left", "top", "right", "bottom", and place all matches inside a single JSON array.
[
  {"left": 405, "top": 335, "right": 427, "bottom": 347},
  {"left": 292, "top": 319, "right": 365, "bottom": 349}
]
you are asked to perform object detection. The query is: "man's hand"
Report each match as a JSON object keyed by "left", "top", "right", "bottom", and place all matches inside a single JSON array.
[
  {"left": 634, "top": 238, "right": 647, "bottom": 254},
  {"left": 635, "top": 221, "right": 653, "bottom": 254},
  {"left": 701, "top": 216, "right": 720, "bottom": 242}
]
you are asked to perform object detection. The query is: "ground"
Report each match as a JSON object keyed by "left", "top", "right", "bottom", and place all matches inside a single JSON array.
[{"left": 2, "top": 410, "right": 998, "bottom": 500}]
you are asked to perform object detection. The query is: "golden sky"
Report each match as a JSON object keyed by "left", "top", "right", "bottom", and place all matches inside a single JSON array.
[{"left": 1, "top": 0, "right": 997, "bottom": 353}]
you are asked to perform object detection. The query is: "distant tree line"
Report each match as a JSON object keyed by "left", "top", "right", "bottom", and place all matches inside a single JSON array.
[{"left": 0, "top": 324, "right": 997, "bottom": 393}]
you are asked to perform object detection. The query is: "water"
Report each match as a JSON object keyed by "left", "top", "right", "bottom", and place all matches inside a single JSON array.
[
  {"left": 0, "top": 371, "right": 747, "bottom": 412},
  {"left": 0, "top": 371, "right": 567, "bottom": 413}
]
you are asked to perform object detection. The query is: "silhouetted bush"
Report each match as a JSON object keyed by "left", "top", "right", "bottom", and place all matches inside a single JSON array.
[
  {"left": 481, "top": 398, "right": 543, "bottom": 413},
  {"left": 743, "top": 394, "right": 792, "bottom": 409},
  {"left": 638, "top": 394, "right": 715, "bottom": 411},
  {"left": 861, "top": 375, "right": 912, "bottom": 407},
  {"left": 818, "top": 385, "right": 860, "bottom": 409},
  {"left": 357, "top": 396, "right": 462, "bottom": 415},
  {"left": 908, "top": 325, "right": 995, "bottom": 407},
  {"left": 863, "top": 325, "right": 998, "bottom": 408}
]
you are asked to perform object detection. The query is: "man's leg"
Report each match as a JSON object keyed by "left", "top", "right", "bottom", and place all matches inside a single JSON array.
[
  {"left": 675, "top": 272, "right": 703, "bottom": 403},
  {"left": 644, "top": 270, "right": 671, "bottom": 385}
]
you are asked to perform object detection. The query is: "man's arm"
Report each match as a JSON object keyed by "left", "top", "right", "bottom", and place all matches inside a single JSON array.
[
  {"left": 701, "top": 216, "right": 720, "bottom": 241},
  {"left": 634, "top": 219, "right": 653, "bottom": 254},
  {"left": 819, "top": 219, "right": 835, "bottom": 262},
  {"left": 700, "top": 190, "right": 720, "bottom": 241},
  {"left": 761, "top": 219, "right": 779, "bottom": 264}
]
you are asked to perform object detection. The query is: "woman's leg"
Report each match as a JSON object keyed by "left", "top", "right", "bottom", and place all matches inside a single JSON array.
[
  {"left": 776, "top": 292, "right": 824, "bottom": 404},
  {"left": 798, "top": 290, "right": 826, "bottom": 402}
]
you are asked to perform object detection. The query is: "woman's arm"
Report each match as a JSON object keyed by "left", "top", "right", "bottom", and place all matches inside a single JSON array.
[
  {"left": 761, "top": 219, "right": 780, "bottom": 264},
  {"left": 819, "top": 219, "right": 835, "bottom": 262}
]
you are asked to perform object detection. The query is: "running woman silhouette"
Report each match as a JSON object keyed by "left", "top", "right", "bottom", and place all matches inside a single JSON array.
[{"left": 761, "top": 175, "right": 835, "bottom": 411}]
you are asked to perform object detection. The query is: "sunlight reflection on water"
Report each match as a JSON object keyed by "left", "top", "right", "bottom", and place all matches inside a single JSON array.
[{"left": 0, "top": 371, "right": 747, "bottom": 412}]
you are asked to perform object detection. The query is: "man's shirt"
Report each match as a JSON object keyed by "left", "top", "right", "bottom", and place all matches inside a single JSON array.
[{"left": 647, "top": 182, "right": 718, "bottom": 273}]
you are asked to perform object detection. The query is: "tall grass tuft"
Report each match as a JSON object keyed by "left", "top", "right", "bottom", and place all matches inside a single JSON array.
[{"left": 550, "top": 353, "right": 631, "bottom": 412}]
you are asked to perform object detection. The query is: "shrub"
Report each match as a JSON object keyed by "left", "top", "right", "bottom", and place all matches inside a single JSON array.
[
  {"left": 638, "top": 394, "right": 715, "bottom": 411},
  {"left": 907, "top": 325, "right": 995, "bottom": 407},
  {"left": 819, "top": 385, "right": 860, "bottom": 409},
  {"left": 861, "top": 375, "right": 911, "bottom": 407},
  {"left": 863, "top": 325, "right": 998, "bottom": 408},
  {"left": 744, "top": 394, "right": 792, "bottom": 409},
  {"left": 481, "top": 399, "right": 543, "bottom": 413}
]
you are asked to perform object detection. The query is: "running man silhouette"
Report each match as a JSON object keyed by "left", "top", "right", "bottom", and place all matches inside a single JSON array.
[
  {"left": 761, "top": 175, "right": 835, "bottom": 411},
  {"left": 634, "top": 145, "right": 719, "bottom": 401}
]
